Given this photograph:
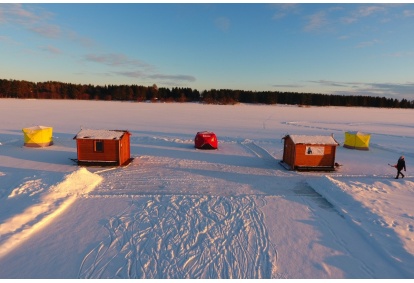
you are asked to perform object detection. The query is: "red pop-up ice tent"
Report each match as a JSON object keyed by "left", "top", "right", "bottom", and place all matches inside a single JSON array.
[{"left": 194, "top": 131, "right": 218, "bottom": 149}]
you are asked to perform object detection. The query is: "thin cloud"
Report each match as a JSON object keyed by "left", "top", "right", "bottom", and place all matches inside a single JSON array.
[
  {"left": 40, "top": 45, "right": 62, "bottom": 55},
  {"left": 368, "top": 82, "right": 414, "bottom": 96},
  {"left": 403, "top": 9, "right": 414, "bottom": 17},
  {"left": 114, "top": 71, "right": 196, "bottom": 86},
  {"left": 355, "top": 39, "right": 380, "bottom": 48},
  {"left": 115, "top": 71, "right": 195, "bottom": 82},
  {"left": 114, "top": 71, "right": 145, "bottom": 78},
  {"left": 272, "top": 83, "right": 304, "bottom": 88},
  {"left": 214, "top": 17, "right": 230, "bottom": 32},
  {"left": 67, "top": 30, "right": 95, "bottom": 48},
  {"left": 148, "top": 74, "right": 196, "bottom": 83},
  {"left": 309, "top": 80, "right": 350, "bottom": 87},
  {"left": 0, "top": 4, "right": 94, "bottom": 47},
  {"left": 84, "top": 53, "right": 153, "bottom": 70},
  {"left": 310, "top": 79, "right": 363, "bottom": 89},
  {"left": 0, "top": 35, "right": 18, "bottom": 45},
  {"left": 311, "top": 79, "right": 414, "bottom": 98},
  {"left": 271, "top": 3, "right": 299, "bottom": 20},
  {"left": 338, "top": 35, "right": 351, "bottom": 40},
  {"left": 1, "top": 4, "right": 57, "bottom": 37},
  {"left": 356, "top": 5, "right": 386, "bottom": 17},
  {"left": 90, "top": 53, "right": 196, "bottom": 84},
  {"left": 271, "top": 4, "right": 342, "bottom": 33},
  {"left": 342, "top": 5, "right": 387, "bottom": 24},
  {"left": 29, "top": 24, "right": 61, "bottom": 38},
  {"left": 385, "top": 51, "right": 414, "bottom": 57},
  {"left": 0, "top": 3, "right": 46, "bottom": 25},
  {"left": 304, "top": 11, "right": 328, "bottom": 32}
]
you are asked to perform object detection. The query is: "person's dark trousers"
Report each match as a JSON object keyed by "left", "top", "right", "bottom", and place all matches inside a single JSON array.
[{"left": 396, "top": 170, "right": 405, "bottom": 179}]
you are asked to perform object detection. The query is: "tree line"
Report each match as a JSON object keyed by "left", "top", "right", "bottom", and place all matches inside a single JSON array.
[{"left": 0, "top": 78, "right": 413, "bottom": 108}]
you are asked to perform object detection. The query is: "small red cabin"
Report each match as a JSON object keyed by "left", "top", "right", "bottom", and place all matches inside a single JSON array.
[
  {"left": 194, "top": 131, "right": 218, "bottom": 149},
  {"left": 74, "top": 129, "right": 132, "bottom": 166},
  {"left": 281, "top": 134, "right": 339, "bottom": 171}
]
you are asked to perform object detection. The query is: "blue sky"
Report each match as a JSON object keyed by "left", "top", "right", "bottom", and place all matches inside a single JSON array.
[{"left": 1, "top": 3, "right": 414, "bottom": 100}]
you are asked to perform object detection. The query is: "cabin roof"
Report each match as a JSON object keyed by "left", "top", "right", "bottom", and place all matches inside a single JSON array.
[
  {"left": 287, "top": 135, "right": 339, "bottom": 145},
  {"left": 74, "top": 129, "right": 128, "bottom": 140}
]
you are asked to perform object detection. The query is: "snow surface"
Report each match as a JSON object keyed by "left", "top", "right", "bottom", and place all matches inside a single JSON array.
[
  {"left": 0, "top": 99, "right": 413, "bottom": 279},
  {"left": 74, "top": 129, "right": 128, "bottom": 140},
  {"left": 287, "top": 134, "right": 339, "bottom": 145}
]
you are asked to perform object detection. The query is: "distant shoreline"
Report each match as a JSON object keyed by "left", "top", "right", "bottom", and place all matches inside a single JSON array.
[{"left": 1, "top": 78, "right": 413, "bottom": 109}]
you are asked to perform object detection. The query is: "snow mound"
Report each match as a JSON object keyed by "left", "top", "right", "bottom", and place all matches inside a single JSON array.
[{"left": 0, "top": 168, "right": 103, "bottom": 259}]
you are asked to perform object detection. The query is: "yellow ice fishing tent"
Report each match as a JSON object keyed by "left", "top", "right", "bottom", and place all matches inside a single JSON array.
[
  {"left": 343, "top": 131, "right": 370, "bottom": 150},
  {"left": 22, "top": 126, "right": 54, "bottom": 147}
]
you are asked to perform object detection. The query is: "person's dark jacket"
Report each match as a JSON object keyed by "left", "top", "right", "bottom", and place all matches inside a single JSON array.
[{"left": 397, "top": 158, "right": 406, "bottom": 171}]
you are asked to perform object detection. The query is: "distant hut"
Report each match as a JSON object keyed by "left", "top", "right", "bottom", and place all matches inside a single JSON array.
[
  {"left": 194, "top": 131, "right": 218, "bottom": 149},
  {"left": 343, "top": 131, "right": 371, "bottom": 150},
  {"left": 22, "top": 126, "right": 53, "bottom": 147},
  {"left": 73, "top": 129, "right": 132, "bottom": 166},
  {"left": 281, "top": 134, "right": 339, "bottom": 171}
]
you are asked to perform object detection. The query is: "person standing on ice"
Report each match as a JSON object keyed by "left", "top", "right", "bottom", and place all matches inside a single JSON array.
[{"left": 395, "top": 156, "right": 406, "bottom": 179}]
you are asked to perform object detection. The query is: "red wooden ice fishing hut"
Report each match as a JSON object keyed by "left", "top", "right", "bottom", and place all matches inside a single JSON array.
[
  {"left": 281, "top": 134, "right": 339, "bottom": 171},
  {"left": 194, "top": 131, "right": 218, "bottom": 149},
  {"left": 74, "top": 129, "right": 132, "bottom": 166}
]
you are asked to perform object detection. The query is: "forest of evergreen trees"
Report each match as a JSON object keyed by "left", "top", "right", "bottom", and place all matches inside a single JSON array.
[{"left": 0, "top": 78, "right": 413, "bottom": 108}]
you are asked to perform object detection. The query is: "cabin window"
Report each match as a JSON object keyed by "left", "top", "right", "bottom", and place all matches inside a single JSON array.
[
  {"left": 94, "top": 140, "right": 104, "bottom": 152},
  {"left": 305, "top": 146, "right": 324, "bottom": 155}
]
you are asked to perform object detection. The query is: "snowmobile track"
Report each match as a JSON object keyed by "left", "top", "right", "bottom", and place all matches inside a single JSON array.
[{"left": 240, "top": 141, "right": 279, "bottom": 168}]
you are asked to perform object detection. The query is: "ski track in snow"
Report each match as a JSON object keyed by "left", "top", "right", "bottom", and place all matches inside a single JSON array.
[{"left": 78, "top": 194, "right": 277, "bottom": 279}]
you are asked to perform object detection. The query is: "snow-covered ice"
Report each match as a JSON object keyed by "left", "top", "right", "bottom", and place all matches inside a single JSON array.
[{"left": 0, "top": 99, "right": 413, "bottom": 279}]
